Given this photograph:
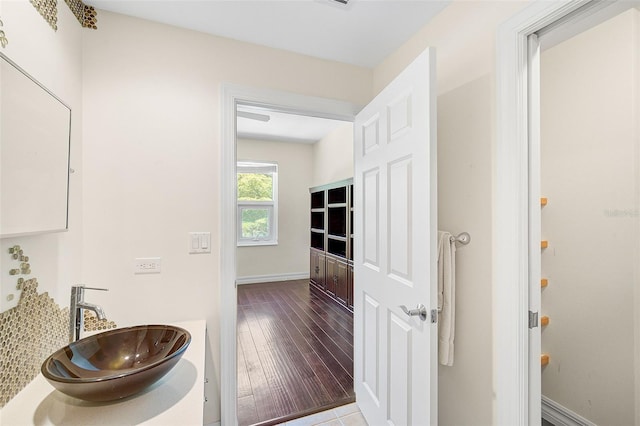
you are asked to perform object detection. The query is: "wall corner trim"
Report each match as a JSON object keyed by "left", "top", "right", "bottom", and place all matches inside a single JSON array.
[{"left": 542, "top": 396, "right": 597, "bottom": 426}]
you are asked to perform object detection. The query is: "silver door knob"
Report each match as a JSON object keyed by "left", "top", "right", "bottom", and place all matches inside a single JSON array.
[{"left": 399, "top": 304, "right": 427, "bottom": 321}]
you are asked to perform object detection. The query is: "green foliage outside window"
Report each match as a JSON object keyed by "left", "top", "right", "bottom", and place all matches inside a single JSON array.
[
  {"left": 241, "top": 209, "right": 269, "bottom": 239},
  {"left": 237, "top": 173, "right": 273, "bottom": 201},
  {"left": 238, "top": 172, "right": 274, "bottom": 239}
]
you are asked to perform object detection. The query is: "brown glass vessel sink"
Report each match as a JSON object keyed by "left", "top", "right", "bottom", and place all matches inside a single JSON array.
[{"left": 41, "top": 325, "right": 191, "bottom": 402}]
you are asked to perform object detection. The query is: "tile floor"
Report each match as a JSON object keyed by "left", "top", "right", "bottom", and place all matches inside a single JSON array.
[{"left": 279, "top": 403, "right": 367, "bottom": 426}]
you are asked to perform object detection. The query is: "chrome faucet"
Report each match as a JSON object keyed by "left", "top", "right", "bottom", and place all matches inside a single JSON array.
[{"left": 69, "top": 285, "right": 108, "bottom": 342}]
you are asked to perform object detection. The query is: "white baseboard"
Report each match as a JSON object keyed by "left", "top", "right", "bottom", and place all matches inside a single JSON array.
[
  {"left": 236, "top": 272, "right": 309, "bottom": 285},
  {"left": 542, "top": 396, "right": 597, "bottom": 426}
]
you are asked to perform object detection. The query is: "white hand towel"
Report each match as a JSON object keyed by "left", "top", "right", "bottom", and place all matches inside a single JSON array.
[{"left": 438, "top": 231, "right": 456, "bottom": 366}]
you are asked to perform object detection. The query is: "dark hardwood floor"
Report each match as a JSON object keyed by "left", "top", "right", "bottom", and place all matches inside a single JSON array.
[{"left": 237, "top": 279, "right": 355, "bottom": 426}]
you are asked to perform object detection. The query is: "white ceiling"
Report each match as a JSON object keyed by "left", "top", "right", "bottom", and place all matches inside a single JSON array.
[
  {"left": 237, "top": 105, "right": 350, "bottom": 144},
  {"left": 86, "top": 0, "right": 449, "bottom": 68},
  {"left": 85, "top": 0, "right": 449, "bottom": 141}
]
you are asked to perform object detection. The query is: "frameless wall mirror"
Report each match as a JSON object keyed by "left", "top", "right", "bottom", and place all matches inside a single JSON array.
[{"left": 0, "top": 53, "right": 71, "bottom": 238}]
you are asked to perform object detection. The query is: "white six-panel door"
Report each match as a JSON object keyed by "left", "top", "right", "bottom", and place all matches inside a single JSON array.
[{"left": 353, "top": 47, "right": 437, "bottom": 426}]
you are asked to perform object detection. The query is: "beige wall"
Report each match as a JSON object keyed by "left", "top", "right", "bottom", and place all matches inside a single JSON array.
[
  {"left": 436, "top": 74, "right": 494, "bottom": 425},
  {"left": 373, "top": 2, "right": 527, "bottom": 96},
  {"left": 540, "top": 9, "right": 639, "bottom": 424},
  {"left": 236, "top": 138, "right": 313, "bottom": 280},
  {"left": 311, "top": 122, "right": 354, "bottom": 187},
  {"left": 81, "top": 11, "right": 371, "bottom": 423},
  {"left": 0, "top": 1, "right": 83, "bottom": 312},
  {"left": 373, "top": 2, "right": 529, "bottom": 424},
  {"left": 10, "top": 1, "right": 620, "bottom": 423}
]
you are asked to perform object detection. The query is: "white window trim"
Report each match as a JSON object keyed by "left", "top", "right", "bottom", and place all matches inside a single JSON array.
[{"left": 236, "top": 161, "right": 278, "bottom": 246}]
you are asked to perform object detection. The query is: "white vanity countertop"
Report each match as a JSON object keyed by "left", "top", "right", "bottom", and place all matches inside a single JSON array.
[{"left": 1, "top": 320, "right": 206, "bottom": 426}]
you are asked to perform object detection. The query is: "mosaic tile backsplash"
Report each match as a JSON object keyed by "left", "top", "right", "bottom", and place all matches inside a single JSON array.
[
  {"left": 0, "top": 278, "right": 68, "bottom": 407},
  {"left": 30, "top": 0, "right": 58, "bottom": 30},
  {"left": 64, "top": 0, "right": 98, "bottom": 29},
  {"left": 0, "top": 281, "right": 117, "bottom": 407},
  {"left": 84, "top": 309, "right": 117, "bottom": 333}
]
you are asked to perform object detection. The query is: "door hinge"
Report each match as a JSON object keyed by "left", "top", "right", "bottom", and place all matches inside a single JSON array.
[
  {"left": 430, "top": 309, "right": 438, "bottom": 324},
  {"left": 529, "top": 310, "right": 539, "bottom": 329}
]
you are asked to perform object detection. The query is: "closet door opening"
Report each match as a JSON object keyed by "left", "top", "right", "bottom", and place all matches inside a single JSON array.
[{"left": 536, "top": 6, "right": 640, "bottom": 425}]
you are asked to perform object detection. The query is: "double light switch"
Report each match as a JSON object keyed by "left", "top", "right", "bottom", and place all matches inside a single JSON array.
[{"left": 189, "top": 232, "right": 211, "bottom": 254}]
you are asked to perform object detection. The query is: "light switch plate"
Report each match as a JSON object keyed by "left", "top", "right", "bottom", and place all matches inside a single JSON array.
[{"left": 189, "top": 232, "right": 211, "bottom": 254}]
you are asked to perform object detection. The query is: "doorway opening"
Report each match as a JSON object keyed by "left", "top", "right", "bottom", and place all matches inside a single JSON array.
[
  {"left": 219, "top": 83, "right": 361, "bottom": 426},
  {"left": 234, "top": 103, "right": 356, "bottom": 425},
  {"left": 536, "top": 5, "right": 639, "bottom": 425},
  {"left": 223, "top": 48, "right": 438, "bottom": 425},
  {"left": 496, "top": 1, "right": 640, "bottom": 424}
]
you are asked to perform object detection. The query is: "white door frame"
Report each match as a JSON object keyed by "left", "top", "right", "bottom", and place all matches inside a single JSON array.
[
  {"left": 220, "top": 83, "right": 361, "bottom": 425},
  {"left": 495, "top": 0, "right": 626, "bottom": 424}
]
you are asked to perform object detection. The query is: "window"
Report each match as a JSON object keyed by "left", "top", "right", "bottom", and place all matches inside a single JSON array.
[{"left": 237, "top": 161, "right": 278, "bottom": 246}]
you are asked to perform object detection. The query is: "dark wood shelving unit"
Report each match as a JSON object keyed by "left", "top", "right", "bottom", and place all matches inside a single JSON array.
[{"left": 309, "top": 178, "right": 353, "bottom": 311}]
